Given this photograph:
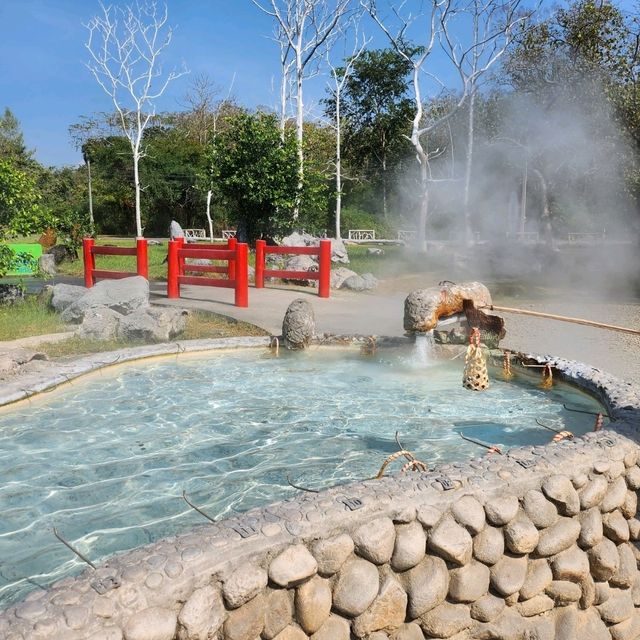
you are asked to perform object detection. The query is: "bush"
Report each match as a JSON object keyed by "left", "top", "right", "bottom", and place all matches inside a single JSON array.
[{"left": 340, "top": 206, "right": 393, "bottom": 239}]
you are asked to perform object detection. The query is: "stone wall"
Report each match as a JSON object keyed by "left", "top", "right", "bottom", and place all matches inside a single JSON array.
[{"left": 2, "top": 350, "right": 640, "bottom": 640}]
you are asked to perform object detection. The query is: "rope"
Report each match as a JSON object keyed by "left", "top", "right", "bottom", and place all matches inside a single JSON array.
[{"left": 482, "top": 305, "right": 640, "bottom": 336}]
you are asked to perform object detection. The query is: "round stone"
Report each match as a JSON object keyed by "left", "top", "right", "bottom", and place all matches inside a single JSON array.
[
  {"left": 404, "top": 556, "right": 449, "bottom": 619},
  {"left": 332, "top": 558, "right": 379, "bottom": 617},
  {"left": 451, "top": 496, "right": 486, "bottom": 534},
  {"left": 470, "top": 594, "right": 505, "bottom": 622},
  {"left": 178, "top": 585, "right": 225, "bottom": 640},
  {"left": 269, "top": 545, "right": 318, "bottom": 588},
  {"left": 448, "top": 560, "right": 490, "bottom": 603},
  {"left": 579, "top": 476, "right": 609, "bottom": 510},
  {"left": 352, "top": 576, "right": 407, "bottom": 638},
  {"left": 545, "top": 581, "right": 582, "bottom": 605},
  {"left": 223, "top": 564, "right": 268, "bottom": 609},
  {"left": 428, "top": 515, "right": 472, "bottom": 566},
  {"left": 588, "top": 537, "right": 620, "bottom": 581},
  {"left": 578, "top": 507, "right": 603, "bottom": 548},
  {"left": 490, "top": 555, "right": 528, "bottom": 597},
  {"left": 391, "top": 521, "right": 426, "bottom": 572},
  {"left": 535, "top": 517, "right": 581, "bottom": 557},
  {"left": 523, "top": 490, "right": 558, "bottom": 529},
  {"left": 311, "top": 534, "right": 354, "bottom": 576},
  {"left": 601, "top": 477, "right": 628, "bottom": 513},
  {"left": 504, "top": 514, "right": 539, "bottom": 554},
  {"left": 473, "top": 525, "right": 504, "bottom": 565},
  {"left": 484, "top": 495, "right": 519, "bottom": 526},
  {"left": 352, "top": 517, "right": 396, "bottom": 565},
  {"left": 542, "top": 475, "right": 580, "bottom": 515},
  {"left": 520, "top": 559, "right": 553, "bottom": 601},
  {"left": 123, "top": 607, "right": 177, "bottom": 640},
  {"left": 295, "top": 576, "right": 332, "bottom": 635}
]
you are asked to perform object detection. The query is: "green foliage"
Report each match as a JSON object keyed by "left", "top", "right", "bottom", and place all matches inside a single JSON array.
[
  {"left": 210, "top": 111, "right": 299, "bottom": 242},
  {"left": 340, "top": 206, "right": 393, "bottom": 238}
]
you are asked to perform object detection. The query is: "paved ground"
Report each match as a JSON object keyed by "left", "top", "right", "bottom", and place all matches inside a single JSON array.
[{"left": 150, "top": 278, "right": 640, "bottom": 384}]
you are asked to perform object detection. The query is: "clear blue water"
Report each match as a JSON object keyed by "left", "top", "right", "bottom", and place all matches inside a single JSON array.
[{"left": 0, "top": 347, "right": 603, "bottom": 606}]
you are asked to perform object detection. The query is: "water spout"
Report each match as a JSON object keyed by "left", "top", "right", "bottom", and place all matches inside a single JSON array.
[{"left": 411, "top": 331, "right": 436, "bottom": 367}]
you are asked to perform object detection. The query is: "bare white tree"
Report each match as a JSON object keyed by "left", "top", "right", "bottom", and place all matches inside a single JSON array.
[
  {"left": 253, "top": 0, "right": 352, "bottom": 218},
  {"left": 326, "top": 28, "right": 370, "bottom": 239},
  {"left": 85, "top": 1, "right": 187, "bottom": 238},
  {"left": 440, "top": 0, "right": 528, "bottom": 244},
  {"left": 364, "top": 0, "right": 524, "bottom": 250}
]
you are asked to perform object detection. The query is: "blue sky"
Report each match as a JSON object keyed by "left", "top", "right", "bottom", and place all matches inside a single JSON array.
[{"left": 0, "top": 1, "right": 320, "bottom": 167}]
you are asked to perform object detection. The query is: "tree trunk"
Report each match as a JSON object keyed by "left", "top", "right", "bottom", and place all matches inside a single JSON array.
[
  {"left": 133, "top": 145, "right": 143, "bottom": 238},
  {"left": 417, "top": 154, "right": 429, "bottom": 252},
  {"left": 205, "top": 189, "right": 213, "bottom": 241},
  {"left": 294, "top": 61, "right": 304, "bottom": 221},
  {"left": 382, "top": 152, "right": 388, "bottom": 221},
  {"left": 532, "top": 168, "right": 555, "bottom": 247},
  {"left": 520, "top": 158, "right": 528, "bottom": 234},
  {"left": 463, "top": 91, "right": 476, "bottom": 245},
  {"left": 87, "top": 159, "right": 95, "bottom": 235},
  {"left": 335, "top": 91, "right": 342, "bottom": 239}
]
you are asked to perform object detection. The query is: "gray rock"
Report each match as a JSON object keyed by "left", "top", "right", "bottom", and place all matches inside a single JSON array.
[
  {"left": 579, "top": 476, "right": 609, "bottom": 510},
  {"left": 264, "top": 589, "right": 293, "bottom": 640},
  {"left": 523, "top": 490, "right": 558, "bottom": 529},
  {"left": 330, "top": 237, "right": 349, "bottom": 264},
  {"left": 545, "top": 580, "right": 582, "bottom": 605},
  {"left": 470, "top": 594, "right": 505, "bottom": 622},
  {"left": 282, "top": 299, "right": 315, "bottom": 350},
  {"left": 403, "top": 556, "right": 449, "bottom": 618},
  {"left": 330, "top": 267, "right": 358, "bottom": 289},
  {"left": 588, "top": 537, "right": 620, "bottom": 581},
  {"left": 452, "top": 496, "right": 486, "bottom": 534},
  {"left": 61, "top": 276, "right": 149, "bottom": 323},
  {"left": 504, "top": 514, "right": 539, "bottom": 554},
  {"left": 117, "top": 307, "right": 188, "bottom": 342},
  {"left": 516, "top": 594, "right": 554, "bottom": 617},
  {"left": 578, "top": 607, "right": 611, "bottom": 640},
  {"left": 311, "top": 534, "right": 354, "bottom": 576},
  {"left": 610, "top": 543, "right": 638, "bottom": 589},
  {"left": 281, "top": 231, "right": 314, "bottom": 247},
  {"left": 296, "top": 576, "right": 332, "bottom": 635},
  {"left": 269, "top": 544, "right": 317, "bottom": 588},
  {"left": 626, "top": 466, "right": 640, "bottom": 490},
  {"left": 48, "top": 243, "right": 75, "bottom": 264},
  {"left": 223, "top": 591, "right": 265, "bottom": 640},
  {"left": 352, "top": 576, "right": 407, "bottom": 638},
  {"left": 77, "top": 307, "right": 122, "bottom": 340},
  {"left": 332, "top": 558, "right": 379, "bottom": 617},
  {"left": 177, "top": 586, "right": 226, "bottom": 640},
  {"left": 473, "top": 525, "right": 504, "bottom": 565},
  {"left": 367, "top": 247, "right": 384, "bottom": 256},
  {"left": 484, "top": 495, "right": 519, "bottom": 526},
  {"left": 223, "top": 564, "right": 268, "bottom": 609},
  {"left": 342, "top": 273, "right": 378, "bottom": 292},
  {"left": 520, "top": 559, "right": 553, "bottom": 600},
  {"left": 602, "top": 510, "right": 630, "bottom": 543},
  {"left": 419, "top": 602, "right": 472, "bottom": 638},
  {"left": 352, "top": 517, "right": 396, "bottom": 565},
  {"left": 550, "top": 545, "right": 590, "bottom": 582},
  {"left": 428, "top": 515, "right": 473, "bottom": 565},
  {"left": 535, "top": 517, "right": 581, "bottom": 556},
  {"left": 594, "top": 581, "right": 611, "bottom": 605},
  {"left": 391, "top": 521, "right": 426, "bottom": 572},
  {"left": 541, "top": 475, "right": 580, "bottom": 516},
  {"left": 123, "top": 607, "right": 177, "bottom": 640},
  {"left": 393, "top": 623, "right": 425, "bottom": 640},
  {"left": 417, "top": 505, "right": 442, "bottom": 528},
  {"left": 578, "top": 507, "right": 603, "bottom": 548},
  {"left": 490, "top": 555, "right": 528, "bottom": 597},
  {"left": 554, "top": 606, "right": 579, "bottom": 640},
  {"left": 51, "top": 283, "right": 86, "bottom": 313},
  {"left": 601, "top": 477, "right": 628, "bottom": 513},
  {"left": 621, "top": 490, "right": 637, "bottom": 519},
  {"left": 597, "top": 588, "right": 634, "bottom": 624},
  {"left": 448, "top": 560, "right": 490, "bottom": 603},
  {"left": 39, "top": 253, "right": 57, "bottom": 276},
  {"left": 309, "top": 614, "right": 350, "bottom": 640},
  {"left": 284, "top": 254, "right": 318, "bottom": 282}
]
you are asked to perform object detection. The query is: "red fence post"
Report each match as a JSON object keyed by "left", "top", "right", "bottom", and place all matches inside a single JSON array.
[
  {"left": 255, "top": 239, "right": 265, "bottom": 288},
  {"left": 235, "top": 242, "right": 249, "bottom": 307},
  {"left": 83, "top": 237, "right": 95, "bottom": 288},
  {"left": 136, "top": 238, "right": 148, "bottom": 279},
  {"left": 227, "top": 237, "right": 237, "bottom": 280},
  {"left": 177, "top": 237, "right": 185, "bottom": 276},
  {"left": 167, "top": 240, "right": 180, "bottom": 298},
  {"left": 318, "top": 239, "right": 331, "bottom": 298}
]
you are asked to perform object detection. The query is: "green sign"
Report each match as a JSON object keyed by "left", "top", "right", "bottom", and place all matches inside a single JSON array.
[{"left": 6, "top": 243, "right": 42, "bottom": 275}]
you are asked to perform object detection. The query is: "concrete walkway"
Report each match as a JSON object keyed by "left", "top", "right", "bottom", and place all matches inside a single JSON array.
[{"left": 150, "top": 280, "right": 408, "bottom": 337}]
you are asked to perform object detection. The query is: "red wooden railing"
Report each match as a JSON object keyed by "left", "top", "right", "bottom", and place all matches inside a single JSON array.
[
  {"left": 255, "top": 239, "right": 331, "bottom": 298},
  {"left": 83, "top": 238, "right": 148, "bottom": 288},
  {"left": 167, "top": 238, "right": 248, "bottom": 307}
]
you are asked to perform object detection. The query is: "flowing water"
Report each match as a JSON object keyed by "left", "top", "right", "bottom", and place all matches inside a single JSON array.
[{"left": 0, "top": 347, "right": 604, "bottom": 606}]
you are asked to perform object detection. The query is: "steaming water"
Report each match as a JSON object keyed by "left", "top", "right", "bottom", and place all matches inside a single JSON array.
[{"left": 0, "top": 348, "right": 604, "bottom": 607}]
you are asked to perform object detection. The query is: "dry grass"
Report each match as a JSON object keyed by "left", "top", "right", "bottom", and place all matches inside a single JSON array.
[
  {"left": 36, "top": 310, "right": 267, "bottom": 359},
  {"left": 0, "top": 296, "right": 67, "bottom": 341}
]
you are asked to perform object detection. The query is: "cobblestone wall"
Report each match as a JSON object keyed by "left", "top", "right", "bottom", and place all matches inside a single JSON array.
[{"left": 2, "top": 350, "right": 640, "bottom": 640}]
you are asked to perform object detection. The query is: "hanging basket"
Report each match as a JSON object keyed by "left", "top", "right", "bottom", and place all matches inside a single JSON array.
[{"left": 463, "top": 327, "right": 489, "bottom": 391}]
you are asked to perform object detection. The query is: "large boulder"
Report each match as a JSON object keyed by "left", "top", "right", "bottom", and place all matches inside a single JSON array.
[
  {"left": 404, "top": 282, "right": 492, "bottom": 333},
  {"left": 76, "top": 308, "right": 123, "bottom": 341},
  {"left": 280, "top": 231, "right": 349, "bottom": 264},
  {"left": 331, "top": 267, "right": 358, "bottom": 289},
  {"left": 282, "top": 298, "right": 315, "bottom": 350},
  {"left": 281, "top": 231, "right": 316, "bottom": 247},
  {"left": 50, "top": 283, "right": 87, "bottom": 313},
  {"left": 329, "top": 237, "right": 349, "bottom": 264},
  {"left": 283, "top": 255, "right": 318, "bottom": 286},
  {"left": 117, "top": 307, "right": 189, "bottom": 342},
  {"left": 342, "top": 273, "right": 378, "bottom": 292},
  {"left": 61, "top": 276, "right": 149, "bottom": 324},
  {"left": 38, "top": 254, "right": 57, "bottom": 276},
  {"left": 46, "top": 244, "right": 75, "bottom": 264}
]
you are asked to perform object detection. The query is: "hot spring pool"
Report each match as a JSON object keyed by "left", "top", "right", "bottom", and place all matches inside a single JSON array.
[{"left": 0, "top": 347, "right": 604, "bottom": 606}]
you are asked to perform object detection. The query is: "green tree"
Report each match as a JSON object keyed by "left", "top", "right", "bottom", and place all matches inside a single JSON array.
[
  {"left": 325, "top": 48, "right": 414, "bottom": 220},
  {"left": 0, "top": 108, "right": 34, "bottom": 169},
  {"left": 209, "top": 112, "right": 299, "bottom": 243}
]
